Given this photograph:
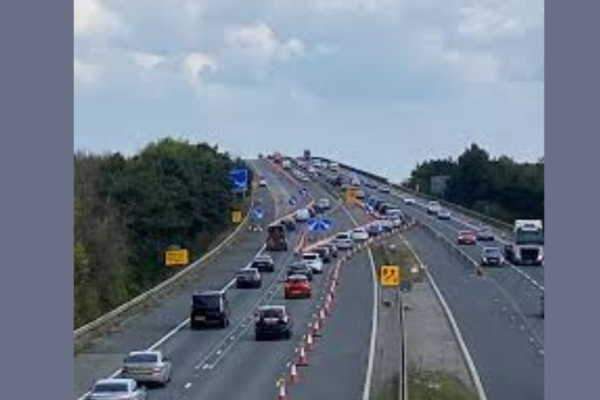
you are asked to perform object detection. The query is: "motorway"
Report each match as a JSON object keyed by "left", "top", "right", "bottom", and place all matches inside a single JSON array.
[
  {"left": 75, "top": 159, "right": 377, "bottom": 400},
  {"left": 328, "top": 165, "right": 544, "bottom": 400}
]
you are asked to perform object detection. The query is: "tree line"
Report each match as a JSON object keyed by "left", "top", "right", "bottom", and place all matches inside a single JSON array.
[
  {"left": 405, "top": 144, "right": 544, "bottom": 223},
  {"left": 74, "top": 138, "right": 251, "bottom": 328}
]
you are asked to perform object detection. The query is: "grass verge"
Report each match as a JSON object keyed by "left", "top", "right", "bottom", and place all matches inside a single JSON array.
[{"left": 409, "top": 369, "right": 478, "bottom": 400}]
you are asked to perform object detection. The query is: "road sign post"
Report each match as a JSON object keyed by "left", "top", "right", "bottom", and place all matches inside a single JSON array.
[{"left": 165, "top": 248, "right": 190, "bottom": 266}]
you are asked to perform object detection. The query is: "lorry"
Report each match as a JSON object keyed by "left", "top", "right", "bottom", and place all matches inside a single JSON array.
[
  {"left": 282, "top": 159, "right": 292, "bottom": 170},
  {"left": 504, "top": 219, "right": 544, "bottom": 266},
  {"left": 266, "top": 223, "right": 288, "bottom": 251}
]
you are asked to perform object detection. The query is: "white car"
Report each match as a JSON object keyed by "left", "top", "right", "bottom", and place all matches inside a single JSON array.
[
  {"left": 334, "top": 232, "right": 354, "bottom": 250},
  {"left": 302, "top": 252, "right": 324, "bottom": 274},
  {"left": 121, "top": 350, "right": 172, "bottom": 386},
  {"left": 351, "top": 228, "right": 369, "bottom": 242},
  {"left": 88, "top": 379, "right": 146, "bottom": 400},
  {"left": 437, "top": 210, "right": 451, "bottom": 220},
  {"left": 317, "top": 198, "right": 331, "bottom": 210},
  {"left": 403, "top": 197, "right": 416, "bottom": 205},
  {"left": 259, "top": 178, "right": 268, "bottom": 187},
  {"left": 427, "top": 201, "right": 441, "bottom": 215},
  {"left": 295, "top": 208, "right": 311, "bottom": 222},
  {"left": 379, "top": 186, "right": 391, "bottom": 193}
]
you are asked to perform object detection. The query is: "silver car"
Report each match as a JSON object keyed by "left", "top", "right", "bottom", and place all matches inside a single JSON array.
[
  {"left": 121, "top": 350, "right": 172, "bottom": 386},
  {"left": 88, "top": 378, "right": 146, "bottom": 400}
]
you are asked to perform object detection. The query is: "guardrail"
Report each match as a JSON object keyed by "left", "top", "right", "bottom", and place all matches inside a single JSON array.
[
  {"left": 74, "top": 166, "right": 258, "bottom": 351},
  {"left": 311, "top": 156, "right": 514, "bottom": 232}
]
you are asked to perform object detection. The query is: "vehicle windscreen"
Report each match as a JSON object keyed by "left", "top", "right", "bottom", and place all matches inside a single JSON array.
[
  {"left": 260, "top": 309, "right": 284, "bottom": 319},
  {"left": 484, "top": 248, "right": 501, "bottom": 256},
  {"left": 288, "top": 277, "right": 307, "bottom": 284},
  {"left": 193, "top": 295, "right": 221, "bottom": 309},
  {"left": 93, "top": 383, "right": 129, "bottom": 393},
  {"left": 238, "top": 270, "right": 256, "bottom": 278},
  {"left": 125, "top": 353, "right": 158, "bottom": 364},
  {"left": 303, "top": 254, "right": 317, "bottom": 260},
  {"left": 268, "top": 225, "right": 284, "bottom": 234},
  {"left": 516, "top": 230, "right": 544, "bottom": 245}
]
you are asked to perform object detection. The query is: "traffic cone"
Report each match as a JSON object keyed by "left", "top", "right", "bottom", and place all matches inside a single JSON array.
[
  {"left": 306, "top": 333, "right": 315, "bottom": 351},
  {"left": 319, "top": 308, "right": 327, "bottom": 323},
  {"left": 289, "top": 363, "right": 299, "bottom": 383},
  {"left": 277, "top": 380, "right": 288, "bottom": 400},
  {"left": 312, "top": 319, "right": 322, "bottom": 337},
  {"left": 297, "top": 346, "right": 309, "bottom": 366}
]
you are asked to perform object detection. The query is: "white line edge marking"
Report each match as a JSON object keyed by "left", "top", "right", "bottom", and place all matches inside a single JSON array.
[
  {"left": 403, "top": 239, "right": 489, "bottom": 400},
  {"left": 362, "top": 247, "right": 379, "bottom": 400}
]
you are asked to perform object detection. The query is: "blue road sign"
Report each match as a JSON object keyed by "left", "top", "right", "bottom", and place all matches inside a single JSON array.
[
  {"left": 307, "top": 217, "right": 333, "bottom": 232},
  {"left": 252, "top": 206, "right": 264, "bottom": 220},
  {"left": 230, "top": 168, "right": 248, "bottom": 190}
]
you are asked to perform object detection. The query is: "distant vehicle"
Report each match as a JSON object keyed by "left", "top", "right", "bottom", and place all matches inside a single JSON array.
[
  {"left": 121, "top": 351, "right": 172, "bottom": 386},
  {"left": 236, "top": 268, "right": 262, "bottom": 289},
  {"left": 314, "top": 246, "right": 333, "bottom": 263},
  {"left": 481, "top": 246, "right": 505, "bottom": 267},
  {"left": 190, "top": 290, "right": 230, "bottom": 329},
  {"left": 403, "top": 197, "right": 416, "bottom": 205},
  {"left": 377, "top": 219, "right": 395, "bottom": 232},
  {"left": 437, "top": 209, "right": 451, "bottom": 220},
  {"left": 356, "top": 190, "right": 366, "bottom": 200},
  {"left": 351, "top": 176, "right": 361, "bottom": 187},
  {"left": 88, "top": 379, "right": 146, "bottom": 400},
  {"left": 254, "top": 305, "right": 293, "bottom": 340},
  {"left": 266, "top": 223, "right": 288, "bottom": 251},
  {"left": 281, "top": 218, "right": 297, "bottom": 232},
  {"left": 295, "top": 208, "right": 311, "bottom": 222},
  {"left": 426, "top": 201, "right": 442, "bottom": 215},
  {"left": 351, "top": 227, "right": 369, "bottom": 242},
  {"left": 334, "top": 232, "right": 354, "bottom": 250},
  {"left": 379, "top": 185, "right": 391, "bottom": 193},
  {"left": 329, "top": 162, "right": 340, "bottom": 172},
  {"left": 299, "top": 174, "right": 310, "bottom": 182},
  {"left": 287, "top": 261, "right": 314, "bottom": 281},
  {"left": 282, "top": 159, "right": 292, "bottom": 169},
  {"left": 504, "top": 220, "right": 544, "bottom": 266},
  {"left": 284, "top": 275, "right": 311, "bottom": 299},
  {"left": 258, "top": 178, "right": 268, "bottom": 187},
  {"left": 316, "top": 198, "right": 331, "bottom": 211},
  {"left": 457, "top": 230, "right": 477, "bottom": 245},
  {"left": 321, "top": 242, "right": 339, "bottom": 258},
  {"left": 302, "top": 252, "right": 324, "bottom": 274},
  {"left": 388, "top": 217, "right": 403, "bottom": 228},
  {"left": 365, "top": 181, "right": 377, "bottom": 189},
  {"left": 251, "top": 254, "right": 275, "bottom": 273},
  {"left": 476, "top": 228, "right": 495, "bottom": 241},
  {"left": 367, "top": 222, "right": 383, "bottom": 237}
]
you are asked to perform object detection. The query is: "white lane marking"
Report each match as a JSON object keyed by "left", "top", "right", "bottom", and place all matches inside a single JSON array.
[
  {"left": 361, "top": 247, "right": 379, "bottom": 400},
  {"left": 403, "top": 239, "right": 489, "bottom": 400}
]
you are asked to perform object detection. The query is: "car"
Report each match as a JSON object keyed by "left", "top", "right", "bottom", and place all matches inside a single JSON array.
[
  {"left": 88, "top": 379, "right": 147, "bottom": 400},
  {"left": 190, "top": 290, "right": 230, "bottom": 329},
  {"left": 388, "top": 217, "right": 403, "bottom": 228},
  {"left": 378, "top": 219, "right": 395, "bottom": 232},
  {"left": 437, "top": 209, "right": 451, "bottom": 220},
  {"left": 314, "top": 246, "right": 332, "bottom": 263},
  {"left": 379, "top": 185, "right": 391, "bottom": 193},
  {"left": 351, "top": 227, "right": 369, "bottom": 242},
  {"left": 365, "top": 181, "right": 377, "bottom": 189},
  {"left": 281, "top": 218, "right": 297, "bottom": 232},
  {"left": 236, "top": 268, "right": 262, "bottom": 289},
  {"left": 284, "top": 274, "right": 312, "bottom": 299},
  {"left": 254, "top": 305, "right": 293, "bottom": 340},
  {"left": 316, "top": 198, "right": 331, "bottom": 211},
  {"left": 258, "top": 178, "right": 268, "bottom": 187},
  {"left": 251, "top": 254, "right": 275, "bottom": 273},
  {"left": 121, "top": 351, "right": 172, "bottom": 386},
  {"left": 481, "top": 246, "right": 505, "bottom": 267},
  {"left": 476, "top": 228, "right": 495, "bottom": 241},
  {"left": 334, "top": 232, "right": 355, "bottom": 250},
  {"left": 302, "top": 252, "right": 324, "bottom": 274},
  {"left": 294, "top": 208, "right": 310, "bottom": 222},
  {"left": 287, "top": 261, "right": 314, "bottom": 281},
  {"left": 321, "top": 242, "right": 339, "bottom": 258},
  {"left": 403, "top": 197, "right": 416, "bottom": 205},
  {"left": 366, "top": 222, "right": 383, "bottom": 237},
  {"left": 426, "top": 201, "right": 441, "bottom": 215},
  {"left": 457, "top": 230, "right": 477, "bottom": 245},
  {"left": 356, "top": 190, "right": 366, "bottom": 200}
]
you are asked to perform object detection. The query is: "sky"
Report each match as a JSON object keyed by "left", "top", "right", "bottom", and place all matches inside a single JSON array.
[{"left": 74, "top": 0, "right": 544, "bottom": 181}]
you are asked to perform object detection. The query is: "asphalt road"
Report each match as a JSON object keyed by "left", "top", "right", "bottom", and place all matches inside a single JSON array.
[{"left": 75, "top": 159, "right": 376, "bottom": 400}]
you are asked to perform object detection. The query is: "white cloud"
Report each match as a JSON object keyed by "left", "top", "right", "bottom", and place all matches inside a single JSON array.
[
  {"left": 74, "top": 59, "right": 101, "bottom": 85},
  {"left": 74, "top": 0, "right": 124, "bottom": 36},
  {"left": 183, "top": 52, "right": 218, "bottom": 87},
  {"left": 225, "top": 23, "right": 306, "bottom": 64},
  {"left": 311, "top": 0, "right": 404, "bottom": 15},
  {"left": 131, "top": 52, "right": 166, "bottom": 71}
]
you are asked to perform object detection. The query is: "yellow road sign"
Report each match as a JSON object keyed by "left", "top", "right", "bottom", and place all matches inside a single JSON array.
[
  {"left": 165, "top": 249, "right": 189, "bottom": 266},
  {"left": 381, "top": 265, "right": 401, "bottom": 287},
  {"left": 232, "top": 210, "right": 243, "bottom": 224}
]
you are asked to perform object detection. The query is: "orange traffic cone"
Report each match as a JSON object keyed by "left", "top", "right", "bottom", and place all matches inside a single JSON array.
[
  {"left": 289, "top": 363, "right": 299, "bottom": 383},
  {"left": 312, "top": 319, "right": 322, "bottom": 337},
  {"left": 277, "top": 380, "right": 288, "bottom": 400},
  {"left": 297, "top": 346, "right": 309, "bottom": 366},
  {"left": 319, "top": 308, "right": 326, "bottom": 323},
  {"left": 306, "top": 333, "right": 315, "bottom": 351}
]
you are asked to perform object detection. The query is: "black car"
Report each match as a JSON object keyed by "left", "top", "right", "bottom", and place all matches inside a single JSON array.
[
  {"left": 286, "top": 261, "right": 313, "bottom": 281},
  {"left": 476, "top": 229, "right": 495, "bottom": 241},
  {"left": 251, "top": 255, "right": 275, "bottom": 273},
  {"left": 236, "top": 268, "right": 262, "bottom": 289},
  {"left": 314, "top": 246, "right": 332, "bottom": 264},
  {"left": 322, "top": 242, "right": 339, "bottom": 258},
  {"left": 281, "top": 218, "right": 297, "bottom": 232},
  {"left": 481, "top": 247, "right": 504, "bottom": 267},
  {"left": 254, "top": 306, "right": 293, "bottom": 340},
  {"left": 190, "top": 291, "right": 230, "bottom": 329}
]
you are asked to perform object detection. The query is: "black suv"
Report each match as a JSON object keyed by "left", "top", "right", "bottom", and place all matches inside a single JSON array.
[
  {"left": 190, "top": 290, "right": 230, "bottom": 330},
  {"left": 251, "top": 255, "right": 275, "bottom": 273},
  {"left": 254, "top": 306, "right": 293, "bottom": 340}
]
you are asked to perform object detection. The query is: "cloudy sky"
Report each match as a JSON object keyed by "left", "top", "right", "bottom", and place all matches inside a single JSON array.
[{"left": 74, "top": 0, "right": 544, "bottom": 180}]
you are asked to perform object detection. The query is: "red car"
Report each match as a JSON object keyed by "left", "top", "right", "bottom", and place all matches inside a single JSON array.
[
  {"left": 457, "top": 230, "right": 477, "bottom": 245},
  {"left": 284, "top": 275, "right": 311, "bottom": 299}
]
